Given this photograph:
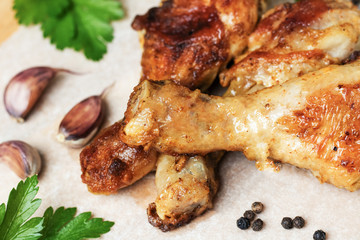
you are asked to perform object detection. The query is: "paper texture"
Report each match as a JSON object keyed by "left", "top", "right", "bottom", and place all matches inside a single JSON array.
[{"left": 1, "top": 0, "right": 359, "bottom": 239}]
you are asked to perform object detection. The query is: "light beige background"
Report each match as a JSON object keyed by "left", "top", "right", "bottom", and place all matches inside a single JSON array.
[{"left": 1, "top": 0, "right": 359, "bottom": 239}]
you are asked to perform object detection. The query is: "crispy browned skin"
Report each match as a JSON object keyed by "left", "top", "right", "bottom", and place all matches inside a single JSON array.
[
  {"left": 121, "top": 60, "right": 360, "bottom": 191},
  {"left": 80, "top": 121, "right": 157, "bottom": 194},
  {"left": 220, "top": 0, "right": 360, "bottom": 96},
  {"left": 132, "top": 0, "right": 261, "bottom": 90}
]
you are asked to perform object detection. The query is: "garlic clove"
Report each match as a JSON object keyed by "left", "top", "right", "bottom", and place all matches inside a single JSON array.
[
  {"left": 3, "top": 66, "right": 74, "bottom": 122},
  {"left": 57, "top": 96, "right": 104, "bottom": 148},
  {"left": 0, "top": 140, "right": 42, "bottom": 179}
]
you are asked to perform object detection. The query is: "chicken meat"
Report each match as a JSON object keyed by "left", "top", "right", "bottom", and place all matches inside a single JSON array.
[
  {"left": 121, "top": 59, "right": 360, "bottom": 191},
  {"left": 132, "top": 0, "right": 264, "bottom": 90},
  {"left": 147, "top": 152, "right": 222, "bottom": 231},
  {"left": 80, "top": 120, "right": 158, "bottom": 194},
  {"left": 220, "top": 0, "right": 360, "bottom": 96}
]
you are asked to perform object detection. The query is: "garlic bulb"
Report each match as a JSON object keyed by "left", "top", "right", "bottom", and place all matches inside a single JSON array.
[{"left": 0, "top": 140, "right": 42, "bottom": 179}]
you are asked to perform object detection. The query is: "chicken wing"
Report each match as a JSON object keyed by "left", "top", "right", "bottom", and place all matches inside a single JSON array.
[
  {"left": 220, "top": 0, "right": 360, "bottom": 96},
  {"left": 121, "top": 59, "right": 360, "bottom": 191}
]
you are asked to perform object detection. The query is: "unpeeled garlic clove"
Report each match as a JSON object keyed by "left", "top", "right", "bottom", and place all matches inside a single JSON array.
[
  {"left": 0, "top": 140, "right": 42, "bottom": 179},
  {"left": 57, "top": 95, "right": 105, "bottom": 148},
  {"left": 57, "top": 84, "right": 114, "bottom": 148},
  {"left": 4, "top": 66, "right": 74, "bottom": 122}
]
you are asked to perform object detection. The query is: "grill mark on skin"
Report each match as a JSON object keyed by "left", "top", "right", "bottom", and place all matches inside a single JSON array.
[
  {"left": 279, "top": 84, "right": 360, "bottom": 173},
  {"left": 131, "top": 1, "right": 229, "bottom": 89}
]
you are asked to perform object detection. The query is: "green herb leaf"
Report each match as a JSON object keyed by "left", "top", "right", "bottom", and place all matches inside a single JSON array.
[
  {"left": 0, "top": 176, "right": 114, "bottom": 240},
  {"left": 70, "top": 0, "right": 124, "bottom": 60},
  {"left": 0, "top": 175, "right": 43, "bottom": 240},
  {"left": 0, "top": 204, "right": 5, "bottom": 226},
  {"left": 40, "top": 207, "right": 76, "bottom": 238},
  {"left": 13, "top": 0, "right": 70, "bottom": 25},
  {"left": 15, "top": 217, "right": 44, "bottom": 240},
  {"left": 13, "top": 0, "right": 124, "bottom": 61},
  {"left": 40, "top": 207, "right": 114, "bottom": 240}
]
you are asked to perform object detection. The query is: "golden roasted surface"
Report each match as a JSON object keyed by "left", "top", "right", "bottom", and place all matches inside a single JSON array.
[
  {"left": 121, "top": 60, "right": 360, "bottom": 191},
  {"left": 278, "top": 83, "right": 360, "bottom": 174},
  {"left": 80, "top": 121, "right": 157, "bottom": 194},
  {"left": 220, "top": 0, "right": 360, "bottom": 96},
  {"left": 121, "top": 80, "right": 231, "bottom": 153},
  {"left": 132, "top": 0, "right": 262, "bottom": 90},
  {"left": 147, "top": 153, "right": 220, "bottom": 232}
]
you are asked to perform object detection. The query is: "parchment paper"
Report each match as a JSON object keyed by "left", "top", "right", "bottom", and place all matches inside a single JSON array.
[{"left": 1, "top": 0, "right": 360, "bottom": 239}]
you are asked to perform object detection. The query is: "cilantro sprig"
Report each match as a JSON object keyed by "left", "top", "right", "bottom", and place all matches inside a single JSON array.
[
  {"left": 0, "top": 176, "right": 114, "bottom": 240},
  {"left": 13, "top": 0, "right": 124, "bottom": 61}
]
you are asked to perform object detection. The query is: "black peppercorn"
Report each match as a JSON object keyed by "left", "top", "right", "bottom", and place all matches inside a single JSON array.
[
  {"left": 243, "top": 210, "right": 255, "bottom": 221},
  {"left": 252, "top": 219, "right": 263, "bottom": 231},
  {"left": 281, "top": 217, "right": 293, "bottom": 229},
  {"left": 313, "top": 230, "right": 326, "bottom": 240},
  {"left": 236, "top": 217, "right": 250, "bottom": 230},
  {"left": 251, "top": 202, "right": 264, "bottom": 214},
  {"left": 293, "top": 216, "right": 305, "bottom": 229}
]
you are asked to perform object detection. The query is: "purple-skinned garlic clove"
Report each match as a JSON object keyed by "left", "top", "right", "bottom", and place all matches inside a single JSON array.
[
  {"left": 0, "top": 140, "right": 42, "bottom": 179},
  {"left": 57, "top": 95, "right": 104, "bottom": 148},
  {"left": 3, "top": 66, "right": 75, "bottom": 122},
  {"left": 56, "top": 84, "right": 113, "bottom": 148}
]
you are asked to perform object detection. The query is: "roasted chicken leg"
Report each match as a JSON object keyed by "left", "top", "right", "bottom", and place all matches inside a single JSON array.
[
  {"left": 80, "top": 120, "right": 158, "bottom": 194},
  {"left": 132, "top": 0, "right": 264, "bottom": 90},
  {"left": 147, "top": 152, "right": 222, "bottom": 231},
  {"left": 220, "top": 0, "right": 360, "bottom": 96},
  {"left": 121, "top": 60, "right": 360, "bottom": 191}
]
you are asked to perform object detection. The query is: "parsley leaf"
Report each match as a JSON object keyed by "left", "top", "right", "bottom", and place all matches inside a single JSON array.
[
  {"left": 40, "top": 207, "right": 114, "bottom": 240},
  {"left": 13, "top": 0, "right": 70, "bottom": 25},
  {"left": 0, "top": 175, "right": 43, "bottom": 240},
  {"left": 13, "top": 0, "right": 124, "bottom": 61},
  {"left": 0, "top": 176, "right": 114, "bottom": 240},
  {"left": 0, "top": 204, "right": 5, "bottom": 226},
  {"left": 40, "top": 207, "right": 77, "bottom": 238}
]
